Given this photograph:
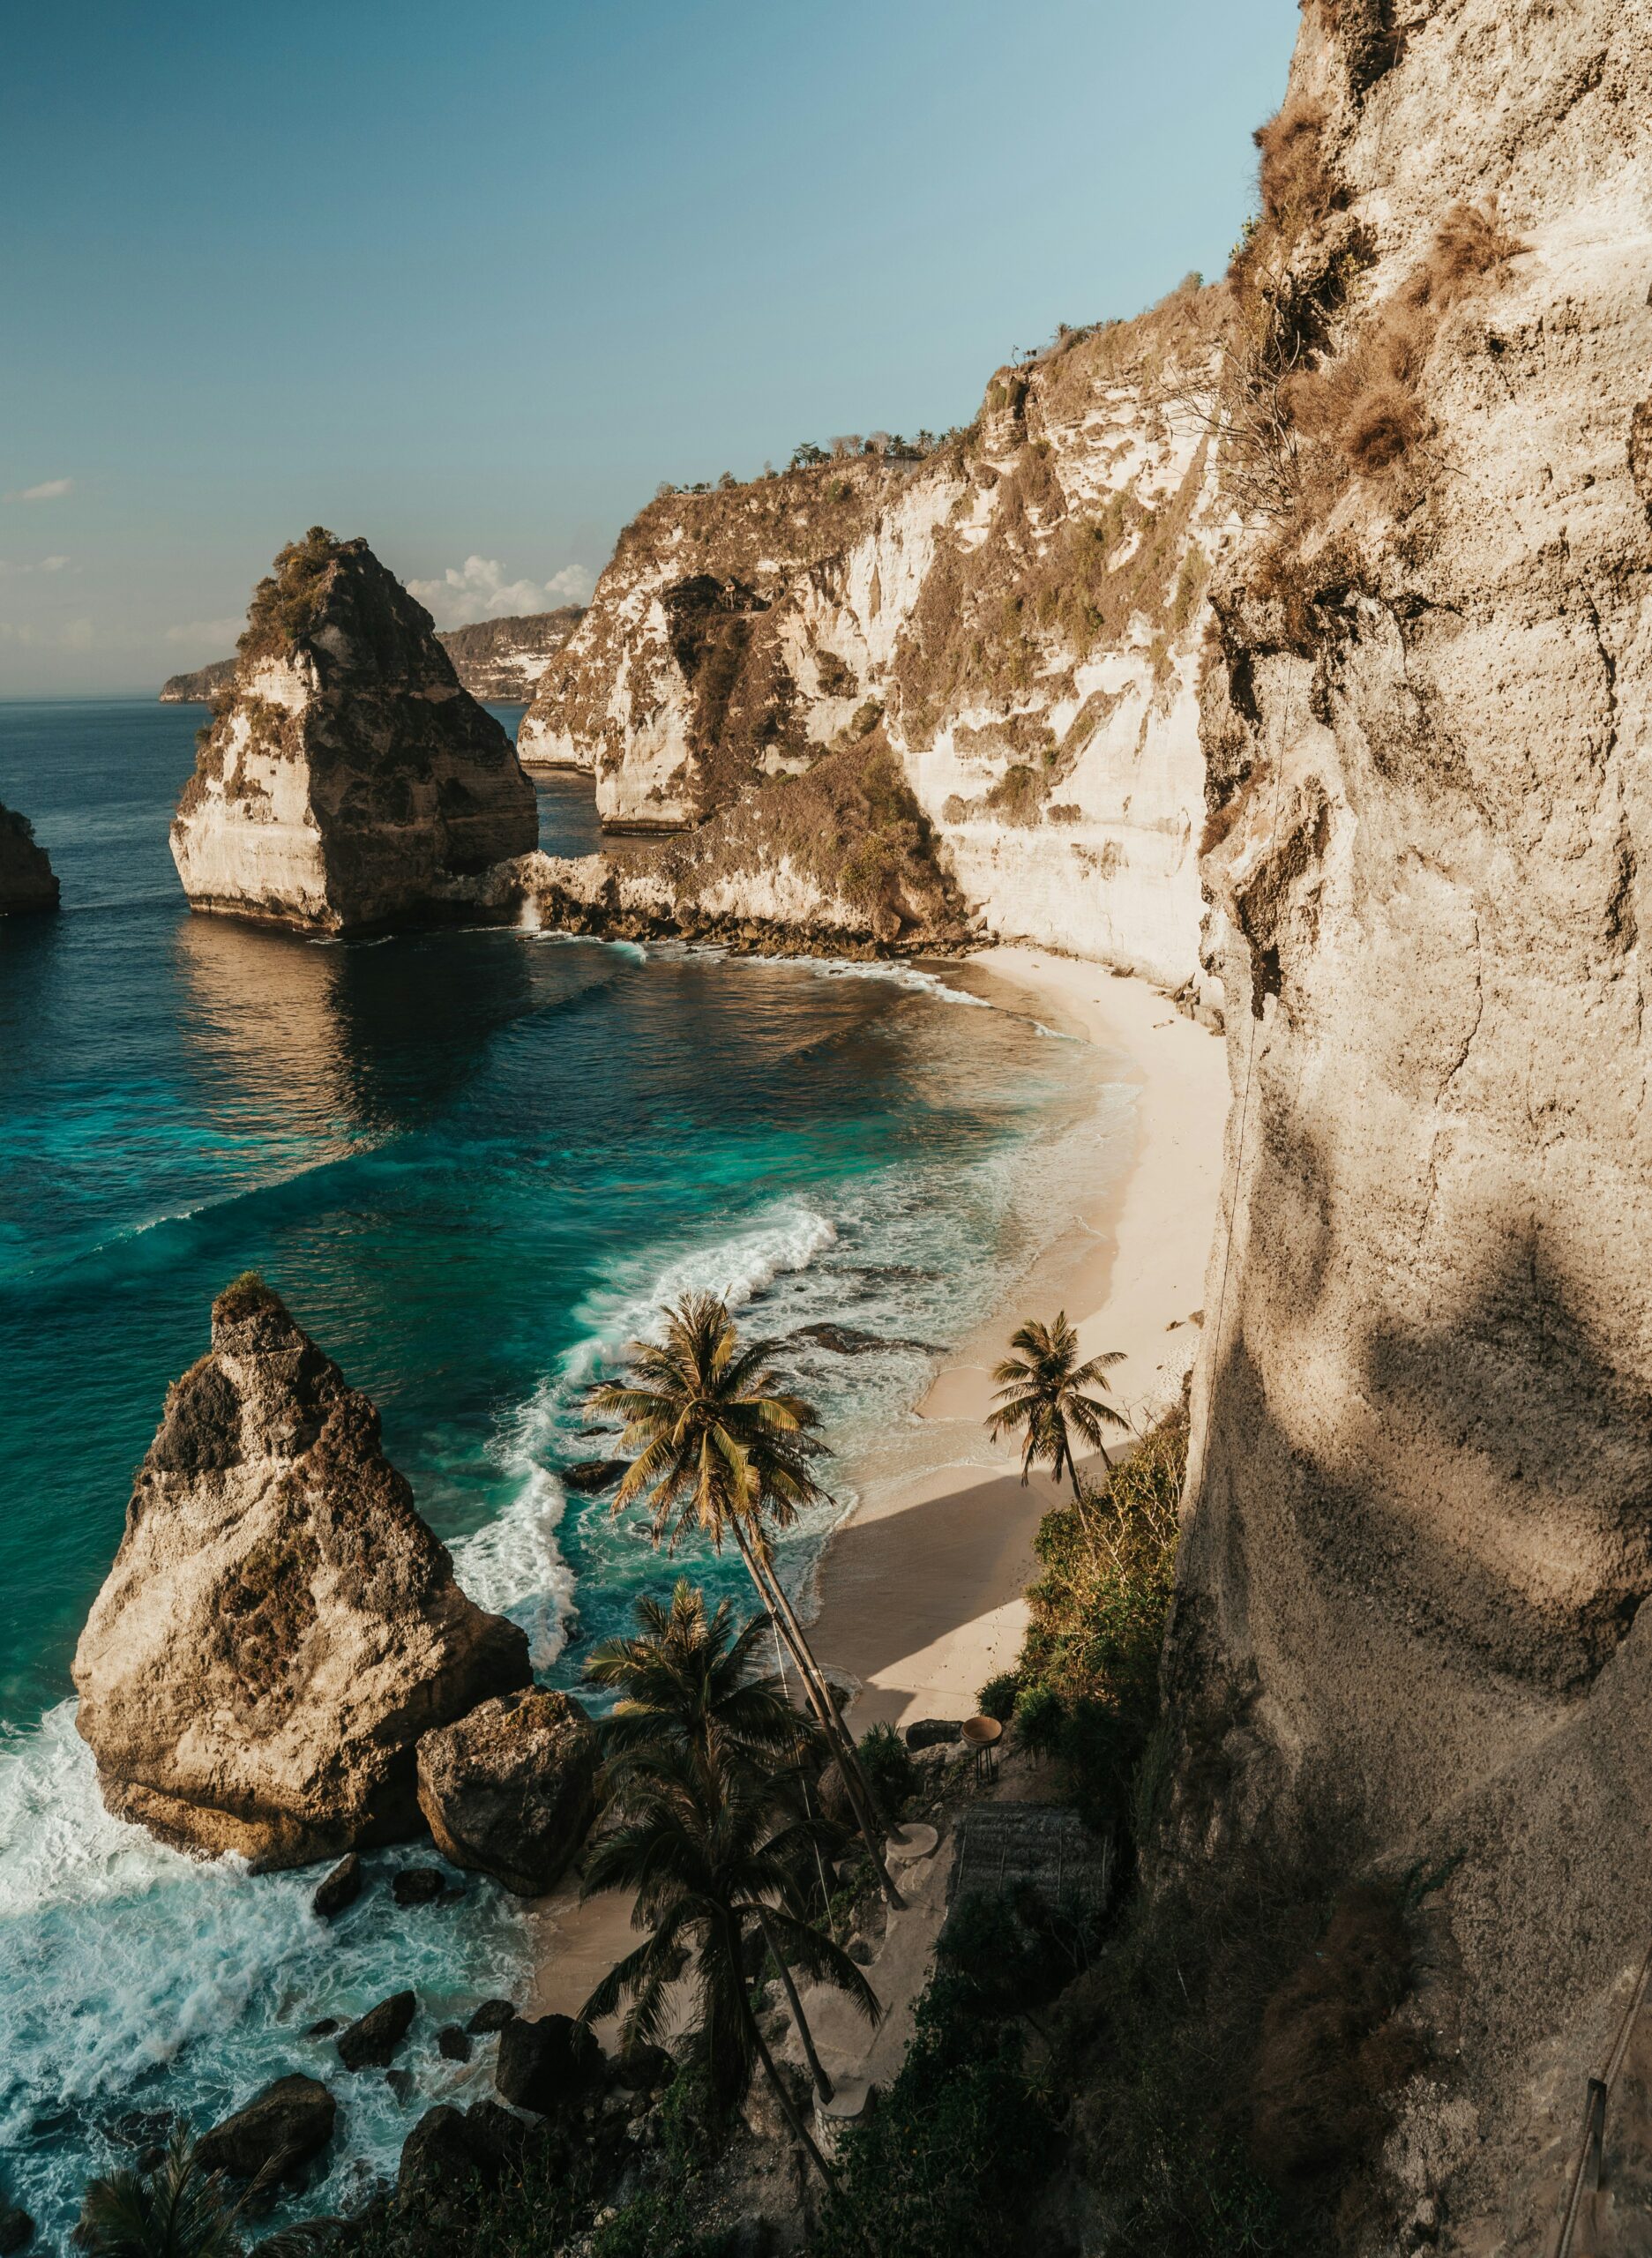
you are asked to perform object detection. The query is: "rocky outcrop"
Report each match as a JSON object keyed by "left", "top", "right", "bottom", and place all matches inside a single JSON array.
[
  {"left": 494, "top": 2014, "right": 602, "bottom": 2117},
  {"left": 439, "top": 609, "right": 584, "bottom": 707},
  {"left": 161, "top": 613, "right": 582, "bottom": 709},
  {"left": 337, "top": 1991, "right": 416, "bottom": 2071},
  {"left": 0, "top": 804, "right": 59, "bottom": 915},
  {"left": 160, "top": 658, "right": 235, "bottom": 704},
  {"left": 415, "top": 1687, "right": 598, "bottom": 1895},
  {"left": 71, "top": 1275, "right": 531, "bottom": 1866},
  {"left": 1172, "top": 0, "right": 1652, "bottom": 2237},
  {"left": 195, "top": 2075, "right": 336, "bottom": 2182},
  {"left": 520, "top": 310, "right": 1232, "bottom": 991},
  {"left": 169, "top": 529, "right": 537, "bottom": 934}
]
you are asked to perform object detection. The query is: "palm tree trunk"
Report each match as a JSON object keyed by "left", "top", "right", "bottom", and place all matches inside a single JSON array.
[
  {"left": 744, "top": 1993, "right": 835, "bottom": 2185},
  {"left": 755, "top": 1905, "right": 833, "bottom": 2103},
  {"left": 729, "top": 1524, "right": 906, "bottom": 1912},
  {"left": 751, "top": 1536, "right": 892, "bottom": 1827}
]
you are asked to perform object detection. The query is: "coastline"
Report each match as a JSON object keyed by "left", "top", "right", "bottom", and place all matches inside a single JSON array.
[
  {"left": 805, "top": 944, "right": 1230, "bottom": 1733},
  {"left": 532, "top": 946, "right": 1230, "bottom": 2014}
]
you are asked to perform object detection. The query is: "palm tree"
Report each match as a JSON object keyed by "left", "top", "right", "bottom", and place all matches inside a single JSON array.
[
  {"left": 584, "top": 1579, "right": 819, "bottom": 1792},
  {"left": 76, "top": 2134, "right": 328, "bottom": 2258},
  {"left": 986, "top": 1311, "right": 1129, "bottom": 1494},
  {"left": 586, "top": 1291, "right": 904, "bottom": 1909},
  {"left": 580, "top": 1739, "right": 879, "bottom": 2178}
]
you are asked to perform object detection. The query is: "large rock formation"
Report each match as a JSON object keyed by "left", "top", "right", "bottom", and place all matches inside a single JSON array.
[
  {"left": 169, "top": 529, "right": 537, "bottom": 933},
  {"left": 439, "top": 609, "right": 584, "bottom": 706},
  {"left": 415, "top": 1687, "right": 598, "bottom": 1895},
  {"left": 161, "top": 610, "right": 583, "bottom": 709},
  {"left": 72, "top": 1275, "right": 531, "bottom": 1866},
  {"left": 1171, "top": 0, "right": 1652, "bottom": 2235},
  {"left": 160, "top": 657, "right": 235, "bottom": 704},
  {"left": 519, "top": 309, "right": 1232, "bottom": 992},
  {"left": 0, "top": 804, "right": 59, "bottom": 914}
]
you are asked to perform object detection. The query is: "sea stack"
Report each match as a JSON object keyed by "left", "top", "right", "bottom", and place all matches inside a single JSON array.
[
  {"left": 0, "top": 804, "right": 59, "bottom": 914},
  {"left": 72, "top": 1274, "right": 531, "bottom": 1866},
  {"left": 169, "top": 527, "right": 537, "bottom": 933}
]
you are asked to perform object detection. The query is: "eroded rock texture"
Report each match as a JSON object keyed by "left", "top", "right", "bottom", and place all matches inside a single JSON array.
[
  {"left": 72, "top": 1276, "right": 530, "bottom": 1865},
  {"left": 416, "top": 1688, "right": 598, "bottom": 1895},
  {"left": 0, "top": 804, "right": 59, "bottom": 914},
  {"left": 1175, "top": 0, "right": 1652, "bottom": 2236},
  {"left": 169, "top": 530, "right": 537, "bottom": 933},
  {"left": 520, "top": 299, "right": 1235, "bottom": 988}
]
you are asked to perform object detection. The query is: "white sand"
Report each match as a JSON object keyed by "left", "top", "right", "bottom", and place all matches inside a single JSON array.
[
  {"left": 806, "top": 946, "right": 1230, "bottom": 1733},
  {"left": 531, "top": 947, "right": 1230, "bottom": 2013}
]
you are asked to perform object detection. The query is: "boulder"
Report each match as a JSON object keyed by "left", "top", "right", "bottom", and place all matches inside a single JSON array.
[
  {"left": 559, "top": 1459, "right": 628, "bottom": 1494},
  {"left": 391, "top": 1866, "right": 447, "bottom": 1908},
  {"left": 337, "top": 1992, "right": 416, "bottom": 2072},
  {"left": 195, "top": 2075, "right": 336, "bottom": 2182},
  {"left": 415, "top": 1688, "right": 598, "bottom": 1896},
  {"left": 904, "top": 1717, "right": 961, "bottom": 1750},
  {"left": 169, "top": 528, "right": 537, "bottom": 935},
  {"left": 395, "top": 2100, "right": 528, "bottom": 2211},
  {"left": 613, "top": 2042, "right": 674, "bottom": 2093},
  {"left": 466, "top": 1999, "right": 517, "bottom": 2035},
  {"left": 312, "top": 1854, "right": 363, "bottom": 1919},
  {"left": 0, "top": 2209, "right": 33, "bottom": 2255},
  {"left": 0, "top": 804, "right": 58, "bottom": 916},
  {"left": 493, "top": 2013, "right": 602, "bottom": 2117},
  {"left": 436, "top": 2025, "right": 472, "bottom": 2063},
  {"left": 71, "top": 1277, "right": 531, "bottom": 1865}
]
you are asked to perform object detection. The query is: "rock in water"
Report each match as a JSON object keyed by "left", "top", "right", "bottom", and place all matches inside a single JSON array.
[
  {"left": 168, "top": 527, "right": 537, "bottom": 934},
  {"left": 415, "top": 1688, "right": 598, "bottom": 1896},
  {"left": 0, "top": 804, "right": 59, "bottom": 915},
  {"left": 71, "top": 1275, "right": 531, "bottom": 1865},
  {"left": 195, "top": 2075, "right": 336, "bottom": 2182},
  {"left": 337, "top": 1991, "right": 417, "bottom": 2071},
  {"left": 493, "top": 2014, "right": 602, "bottom": 2117},
  {"left": 312, "top": 1852, "right": 363, "bottom": 1919}
]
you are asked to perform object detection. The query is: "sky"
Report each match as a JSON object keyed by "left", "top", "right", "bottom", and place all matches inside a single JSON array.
[{"left": 1, "top": 0, "right": 1298, "bottom": 696}]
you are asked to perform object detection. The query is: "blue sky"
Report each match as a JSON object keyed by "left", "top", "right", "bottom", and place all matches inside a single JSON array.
[{"left": 2, "top": 0, "right": 1297, "bottom": 694}]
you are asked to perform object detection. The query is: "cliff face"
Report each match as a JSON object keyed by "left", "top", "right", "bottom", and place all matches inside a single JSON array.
[
  {"left": 161, "top": 612, "right": 583, "bottom": 708},
  {"left": 170, "top": 530, "right": 538, "bottom": 934},
  {"left": 1174, "top": 0, "right": 1652, "bottom": 2231},
  {"left": 440, "top": 607, "right": 584, "bottom": 706},
  {"left": 0, "top": 803, "right": 59, "bottom": 914},
  {"left": 520, "top": 301, "right": 1233, "bottom": 991},
  {"left": 72, "top": 1277, "right": 530, "bottom": 1867},
  {"left": 160, "top": 657, "right": 235, "bottom": 704}
]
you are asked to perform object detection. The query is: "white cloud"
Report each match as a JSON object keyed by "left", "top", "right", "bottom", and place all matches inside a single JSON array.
[
  {"left": 406, "top": 555, "right": 594, "bottom": 629},
  {"left": 15, "top": 478, "right": 73, "bottom": 502},
  {"left": 546, "top": 563, "right": 595, "bottom": 603},
  {"left": 41, "top": 554, "right": 70, "bottom": 572},
  {"left": 164, "top": 617, "right": 243, "bottom": 648},
  {"left": 0, "top": 617, "right": 93, "bottom": 648},
  {"left": 0, "top": 555, "right": 72, "bottom": 578}
]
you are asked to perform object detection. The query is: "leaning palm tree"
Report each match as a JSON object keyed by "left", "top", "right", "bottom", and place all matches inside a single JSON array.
[
  {"left": 580, "top": 1738, "right": 878, "bottom": 2176},
  {"left": 78, "top": 2138, "right": 241, "bottom": 2258},
  {"left": 986, "top": 1310, "right": 1129, "bottom": 1494},
  {"left": 584, "top": 1579, "right": 819, "bottom": 1792},
  {"left": 586, "top": 1291, "right": 903, "bottom": 1908}
]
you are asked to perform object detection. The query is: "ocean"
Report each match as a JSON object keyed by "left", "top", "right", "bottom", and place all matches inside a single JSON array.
[{"left": 0, "top": 698, "right": 1123, "bottom": 2233}]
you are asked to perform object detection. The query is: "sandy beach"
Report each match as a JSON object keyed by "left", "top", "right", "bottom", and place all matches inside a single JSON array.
[
  {"left": 532, "top": 946, "right": 1230, "bottom": 2015},
  {"left": 806, "top": 944, "right": 1231, "bottom": 1734}
]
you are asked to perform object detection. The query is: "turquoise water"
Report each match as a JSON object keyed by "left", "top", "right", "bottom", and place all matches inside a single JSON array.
[{"left": 0, "top": 699, "right": 1118, "bottom": 2232}]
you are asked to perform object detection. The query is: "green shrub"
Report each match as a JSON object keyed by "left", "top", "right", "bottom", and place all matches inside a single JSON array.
[
  {"left": 976, "top": 1669, "right": 1021, "bottom": 1722},
  {"left": 1013, "top": 1678, "right": 1066, "bottom": 1761},
  {"left": 857, "top": 1720, "right": 918, "bottom": 1812},
  {"left": 814, "top": 1969, "right": 1058, "bottom": 2258}
]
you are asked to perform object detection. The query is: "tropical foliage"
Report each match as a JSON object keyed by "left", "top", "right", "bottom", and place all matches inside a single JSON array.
[{"left": 986, "top": 1310, "right": 1128, "bottom": 1493}]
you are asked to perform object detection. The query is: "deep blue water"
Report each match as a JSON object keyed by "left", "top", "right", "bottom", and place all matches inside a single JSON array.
[{"left": 0, "top": 699, "right": 1113, "bottom": 2232}]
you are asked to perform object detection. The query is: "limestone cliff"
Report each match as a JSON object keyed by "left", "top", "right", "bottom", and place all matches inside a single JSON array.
[
  {"left": 520, "top": 301, "right": 1233, "bottom": 991},
  {"left": 1171, "top": 0, "right": 1652, "bottom": 2238},
  {"left": 440, "top": 608, "right": 584, "bottom": 706},
  {"left": 72, "top": 1275, "right": 530, "bottom": 1867},
  {"left": 0, "top": 803, "right": 59, "bottom": 914},
  {"left": 161, "top": 611, "right": 583, "bottom": 708},
  {"left": 160, "top": 657, "right": 235, "bottom": 704},
  {"left": 169, "top": 529, "right": 538, "bottom": 933}
]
